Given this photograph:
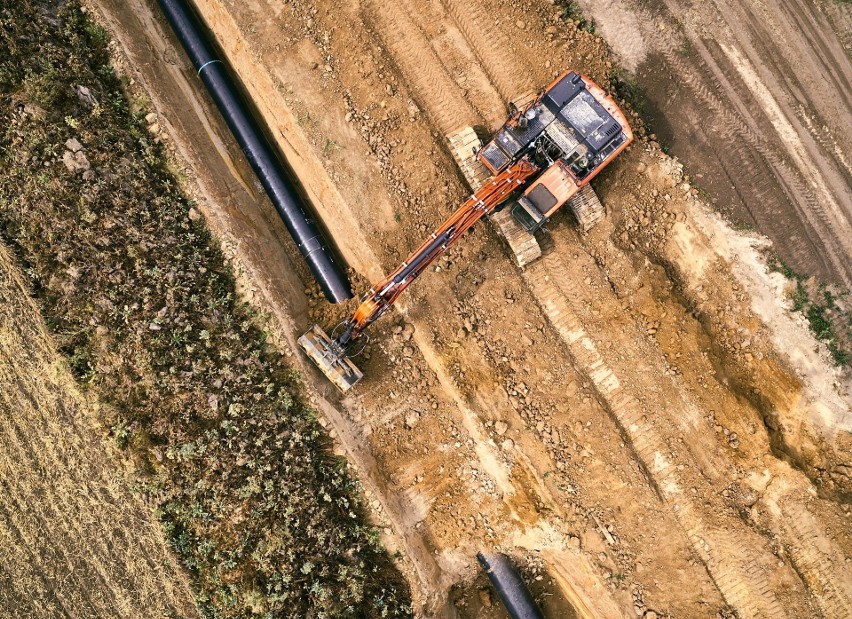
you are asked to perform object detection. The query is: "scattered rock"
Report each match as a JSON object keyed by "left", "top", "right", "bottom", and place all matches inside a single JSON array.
[
  {"left": 188, "top": 207, "right": 201, "bottom": 222},
  {"left": 73, "top": 84, "right": 97, "bottom": 107},
  {"left": 62, "top": 149, "right": 90, "bottom": 173},
  {"left": 494, "top": 420, "right": 508, "bottom": 436},
  {"left": 515, "top": 20, "right": 526, "bottom": 29},
  {"left": 145, "top": 112, "right": 158, "bottom": 124},
  {"left": 65, "top": 137, "right": 83, "bottom": 152},
  {"left": 405, "top": 411, "right": 420, "bottom": 429}
]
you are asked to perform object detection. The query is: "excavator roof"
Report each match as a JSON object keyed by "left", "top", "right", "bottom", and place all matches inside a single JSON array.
[{"left": 480, "top": 72, "right": 626, "bottom": 177}]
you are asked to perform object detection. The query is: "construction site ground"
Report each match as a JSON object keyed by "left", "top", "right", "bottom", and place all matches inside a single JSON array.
[{"left": 34, "top": 0, "right": 852, "bottom": 616}]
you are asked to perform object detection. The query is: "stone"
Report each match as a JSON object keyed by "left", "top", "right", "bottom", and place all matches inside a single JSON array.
[
  {"left": 494, "top": 421, "right": 508, "bottom": 436},
  {"left": 515, "top": 20, "right": 526, "bottom": 29},
  {"left": 405, "top": 411, "right": 420, "bottom": 429},
  {"left": 74, "top": 84, "right": 97, "bottom": 106},
  {"left": 145, "top": 112, "right": 158, "bottom": 124},
  {"left": 644, "top": 612, "right": 658, "bottom": 619},
  {"left": 188, "top": 207, "right": 201, "bottom": 221},
  {"left": 500, "top": 439, "right": 514, "bottom": 451},
  {"left": 65, "top": 137, "right": 83, "bottom": 152},
  {"left": 62, "top": 150, "right": 90, "bottom": 173}
]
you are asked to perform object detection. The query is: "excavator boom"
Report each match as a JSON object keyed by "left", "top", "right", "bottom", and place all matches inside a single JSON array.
[{"left": 299, "top": 157, "right": 538, "bottom": 391}]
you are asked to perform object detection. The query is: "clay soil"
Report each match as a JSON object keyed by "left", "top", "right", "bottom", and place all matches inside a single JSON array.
[{"left": 68, "top": 0, "right": 852, "bottom": 617}]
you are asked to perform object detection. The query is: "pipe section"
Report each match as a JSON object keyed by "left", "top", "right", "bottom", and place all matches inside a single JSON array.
[
  {"left": 156, "top": 0, "right": 353, "bottom": 303},
  {"left": 477, "top": 552, "right": 546, "bottom": 619}
]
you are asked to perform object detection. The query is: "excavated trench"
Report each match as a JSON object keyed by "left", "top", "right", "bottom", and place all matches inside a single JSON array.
[{"left": 88, "top": 0, "right": 852, "bottom": 616}]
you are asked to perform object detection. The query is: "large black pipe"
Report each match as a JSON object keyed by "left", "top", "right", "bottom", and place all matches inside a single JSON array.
[
  {"left": 156, "top": 0, "right": 353, "bottom": 303},
  {"left": 477, "top": 552, "right": 546, "bottom": 619}
]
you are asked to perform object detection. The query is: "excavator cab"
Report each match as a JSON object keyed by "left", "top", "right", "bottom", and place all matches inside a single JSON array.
[{"left": 478, "top": 71, "right": 632, "bottom": 233}]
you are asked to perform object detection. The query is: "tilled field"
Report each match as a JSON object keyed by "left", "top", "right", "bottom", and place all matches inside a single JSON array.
[
  {"left": 0, "top": 245, "right": 198, "bottom": 618},
  {"left": 72, "top": 0, "right": 852, "bottom": 616}
]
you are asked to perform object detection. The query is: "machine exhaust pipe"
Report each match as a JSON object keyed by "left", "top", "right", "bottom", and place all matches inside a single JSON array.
[
  {"left": 477, "top": 552, "right": 546, "bottom": 619},
  {"left": 156, "top": 0, "right": 353, "bottom": 303}
]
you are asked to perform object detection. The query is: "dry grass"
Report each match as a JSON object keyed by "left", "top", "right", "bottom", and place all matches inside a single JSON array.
[{"left": 0, "top": 243, "right": 199, "bottom": 618}]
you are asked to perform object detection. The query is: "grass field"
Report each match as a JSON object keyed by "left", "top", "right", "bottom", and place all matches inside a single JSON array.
[{"left": 0, "top": 2, "right": 411, "bottom": 617}]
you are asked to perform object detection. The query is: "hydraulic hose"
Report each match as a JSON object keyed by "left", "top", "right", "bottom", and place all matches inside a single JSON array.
[{"left": 156, "top": 0, "right": 353, "bottom": 303}]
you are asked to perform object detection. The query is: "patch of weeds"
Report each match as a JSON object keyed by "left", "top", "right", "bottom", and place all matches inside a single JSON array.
[
  {"left": 608, "top": 66, "right": 644, "bottom": 115},
  {"left": 556, "top": 0, "right": 592, "bottom": 31},
  {"left": 767, "top": 254, "right": 850, "bottom": 366},
  {"left": 322, "top": 137, "right": 340, "bottom": 157},
  {"left": 678, "top": 38, "right": 693, "bottom": 58},
  {"left": 0, "top": 3, "right": 413, "bottom": 617}
]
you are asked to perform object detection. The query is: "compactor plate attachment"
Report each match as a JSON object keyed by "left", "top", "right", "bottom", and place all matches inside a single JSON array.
[{"left": 298, "top": 324, "right": 363, "bottom": 393}]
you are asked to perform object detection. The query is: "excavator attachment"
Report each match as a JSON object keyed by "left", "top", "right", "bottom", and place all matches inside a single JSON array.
[{"left": 298, "top": 324, "right": 363, "bottom": 393}]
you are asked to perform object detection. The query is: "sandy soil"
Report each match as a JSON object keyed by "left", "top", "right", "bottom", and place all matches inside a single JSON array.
[
  {"left": 85, "top": 0, "right": 852, "bottom": 617},
  {"left": 578, "top": 0, "right": 852, "bottom": 287},
  {"left": 0, "top": 244, "right": 198, "bottom": 618}
]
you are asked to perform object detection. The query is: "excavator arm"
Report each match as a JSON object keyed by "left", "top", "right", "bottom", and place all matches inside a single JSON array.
[{"left": 300, "top": 156, "right": 538, "bottom": 391}]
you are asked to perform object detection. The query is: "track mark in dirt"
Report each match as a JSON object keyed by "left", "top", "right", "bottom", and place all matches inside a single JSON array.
[
  {"left": 524, "top": 248, "right": 790, "bottom": 619},
  {"left": 361, "top": 0, "right": 479, "bottom": 135},
  {"left": 440, "top": 0, "right": 535, "bottom": 103}
]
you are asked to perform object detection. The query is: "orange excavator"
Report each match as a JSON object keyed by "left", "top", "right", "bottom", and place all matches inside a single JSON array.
[{"left": 300, "top": 70, "right": 633, "bottom": 391}]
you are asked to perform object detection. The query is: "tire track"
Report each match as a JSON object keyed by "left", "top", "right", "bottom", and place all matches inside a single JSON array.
[
  {"left": 654, "top": 29, "right": 850, "bottom": 283},
  {"left": 524, "top": 251, "right": 789, "bottom": 619},
  {"left": 360, "top": 0, "right": 479, "bottom": 135},
  {"left": 767, "top": 493, "right": 852, "bottom": 619},
  {"left": 440, "top": 0, "right": 535, "bottom": 102}
]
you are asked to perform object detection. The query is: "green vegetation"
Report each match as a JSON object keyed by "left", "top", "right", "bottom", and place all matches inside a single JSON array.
[
  {"left": 608, "top": 67, "right": 644, "bottom": 115},
  {"left": 556, "top": 0, "right": 596, "bottom": 33},
  {"left": 767, "top": 255, "right": 850, "bottom": 367},
  {"left": 0, "top": 3, "right": 411, "bottom": 617}
]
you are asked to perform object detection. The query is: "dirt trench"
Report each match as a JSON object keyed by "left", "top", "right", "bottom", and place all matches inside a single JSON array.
[{"left": 89, "top": 0, "right": 852, "bottom": 616}]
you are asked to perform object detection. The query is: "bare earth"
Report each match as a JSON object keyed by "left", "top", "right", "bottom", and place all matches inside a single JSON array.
[
  {"left": 0, "top": 244, "right": 198, "bottom": 618},
  {"left": 579, "top": 0, "right": 852, "bottom": 286},
  {"left": 78, "top": 0, "right": 852, "bottom": 617}
]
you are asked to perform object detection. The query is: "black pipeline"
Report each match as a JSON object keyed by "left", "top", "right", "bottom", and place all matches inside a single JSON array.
[
  {"left": 478, "top": 552, "right": 546, "bottom": 619},
  {"left": 156, "top": 0, "right": 352, "bottom": 303}
]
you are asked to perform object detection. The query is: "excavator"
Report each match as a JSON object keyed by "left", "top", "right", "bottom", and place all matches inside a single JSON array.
[{"left": 300, "top": 70, "right": 633, "bottom": 391}]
